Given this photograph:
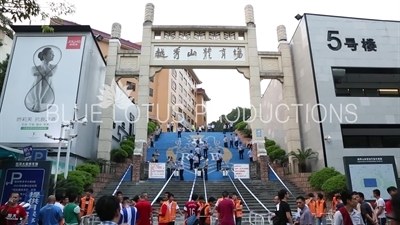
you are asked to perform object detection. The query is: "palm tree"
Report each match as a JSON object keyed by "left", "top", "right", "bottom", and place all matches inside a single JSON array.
[{"left": 288, "top": 148, "right": 318, "bottom": 172}]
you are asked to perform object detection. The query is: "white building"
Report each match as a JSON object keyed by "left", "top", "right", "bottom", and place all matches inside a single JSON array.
[{"left": 262, "top": 14, "right": 400, "bottom": 173}]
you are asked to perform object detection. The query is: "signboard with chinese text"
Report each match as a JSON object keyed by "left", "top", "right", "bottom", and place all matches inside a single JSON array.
[
  {"left": 22, "top": 146, "right": 32, "bottom": 158},
  {"left": 148, "top": 163, "right": 166, "bottom": 179},
  {"left": 24, "top": 190, "right": 43, "bottom": 225},
  {"left": 0, "top": 161, "right": 51, "bottom": 205},
  {"left": 343, "top": 156, "right": 399, "bottom": 201},
  {"left": 233, "top": 164, "right": 250, "bottom": 179},
  {"left": 153, "top": 46, "right": 246, "bottom": 61},
  {"left": 0, "top": 36, "right": 86, "bottom": 144}
]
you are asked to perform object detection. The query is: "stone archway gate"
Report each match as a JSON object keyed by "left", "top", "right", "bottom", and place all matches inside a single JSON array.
[{"left": 97, "top": 3, "right": 301, "bottom": 181}]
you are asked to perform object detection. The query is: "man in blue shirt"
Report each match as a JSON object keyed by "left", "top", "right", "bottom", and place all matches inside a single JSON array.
[{"left": 38, "top": 195, "right": 63, "bottom": 225}]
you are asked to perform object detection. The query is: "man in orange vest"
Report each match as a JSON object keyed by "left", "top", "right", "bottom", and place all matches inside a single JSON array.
[
  {"left": 80, "top": 188, "right": 95, "bottom": 217},
  {"left": 332, "top": 192, "right": 340, "bottom": 213},
  {"left": 232, "top": 193, "right": 243, "bottom": 225},
  {"left": 156, "top": 197, "right": 169, "bottom": 225},
  {"left": 163, "top": 192, "right": 183, "bottom": 224},
  {"left": 315, "top": 193, "right": 327, "bottom": 225},
  {"left": 306, "top": 193, "right": 317, "bottom": 220},
  {"left": 199, "top": 197, "right": 216, "bottom": 225},
  {"left": 197, "top": 196, "right": 206, "bottom": 217}
]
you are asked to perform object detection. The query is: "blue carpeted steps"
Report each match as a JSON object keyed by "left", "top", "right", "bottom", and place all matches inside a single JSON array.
[{"left": 146, "top": 131, "right": 250, "bottom": 181}]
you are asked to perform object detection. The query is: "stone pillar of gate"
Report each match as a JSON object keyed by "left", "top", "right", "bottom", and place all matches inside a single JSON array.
[
  {"left": 244, "top": 5, "right": 268, "bottom": 181},
  {"left": 97, "top": 23, "right": 122, "bottom": 160},
  {"left": 276, "top": 25, "right": 301, "bottom": 174},
  {"left": 131, "top": 3, "right": 156, "bottom": 182}
]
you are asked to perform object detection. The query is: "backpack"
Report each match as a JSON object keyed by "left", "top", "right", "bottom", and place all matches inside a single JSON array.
[{"left": 186, "top": 214, "right": 199, "bottom": 225}]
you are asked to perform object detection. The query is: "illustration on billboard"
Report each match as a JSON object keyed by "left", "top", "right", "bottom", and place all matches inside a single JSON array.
[
  {"left": 0, "top": 36, "right": 85, "bottom": 143},
  {"left": 25, "top": 46, "right": 61, "bottom": 113}
]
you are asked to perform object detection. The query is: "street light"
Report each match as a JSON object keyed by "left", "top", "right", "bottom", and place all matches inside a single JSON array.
[{"left": 44, "top": 104, "right": 86, "bottom": 194}]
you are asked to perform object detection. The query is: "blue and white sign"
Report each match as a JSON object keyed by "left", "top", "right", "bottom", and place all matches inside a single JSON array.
[
  {"left": 22, "top": 146, "right": 33, "bottom": 158},
  {"left": 0, "top": 164, "right": 45, "bottom": 205},
  {"left": 31, "top": 150, "right": 47, "bottom": 161},
  {"left": 24, "top": 190, "right": 43, "bottom": 225}
]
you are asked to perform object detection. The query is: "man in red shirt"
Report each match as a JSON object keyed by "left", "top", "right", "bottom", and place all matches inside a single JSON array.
[
  {"left": 135, "top": 192, "right": 152, "bottom": 225},
  {"left": 184, "top": 194, "right": 199, "bottom": 218},
  {"left": 0, "top": 193, "right": 28, "bottom": 225},
  {"left": 217, "top": 191, "right": 235, "bottom": 225}
]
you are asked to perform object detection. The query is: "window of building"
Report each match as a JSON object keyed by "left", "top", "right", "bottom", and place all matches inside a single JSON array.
[
  {"left": 171, "top": 95, "right": 176, "bottom": 104},
  {"left": 178, "top": 107, "right": 182, "bottom": 113},
  {"left": 127, "top": 81, "right": 135, "bottom": 91},
  {"left": 179, "top": 95, "right": 183, "bottom": 103},
  {"left": 149, "top": 88, "right": 153, "bottom": 97},
  {"left": 184, "top": 90, "right": 187, "bottom": 97},
  {"left": 183, "top": 100, "right": 187, "bottom": 108},
  {"left": 179, "top": 71, "right": 183, "bottom": 80},
  {"left": 171, "top": 106, "right": 176, "bottom": 116},
  {"left": 171, "top": 80, "right": 176, "bottom": 91},
  {"left": 332, "top": 67, "right": 400, "bottom": 97},
  {"left": 341, "top": 124, "right": 400, "bottom": 148},
  {"left": 179, "top": 84, "right": 183, "bottom": 92},
  {"left": 172, "top": 69, "right": 177, "bottom": 78},
  {"left": 184, "top": 78, "right": 187, "bottom": 86},
  {"left": 150, "top": 77, "right": 154, "bottom": 82},
  {"left": 148, "top": 104, "right": 153, "bottom": 112},
  {"left": 191, "top": 109, "right": 195, "bottom": 115}
]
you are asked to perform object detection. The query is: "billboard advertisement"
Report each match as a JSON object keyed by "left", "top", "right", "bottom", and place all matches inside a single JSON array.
[{"left": 0, "top": 36, "right": 86, "bottom": 144}]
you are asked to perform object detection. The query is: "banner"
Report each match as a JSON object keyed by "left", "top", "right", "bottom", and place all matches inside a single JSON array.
[
  {"left": 148, "top": 163, "right": 165, "bottom": 179},
  {"left": 0, "top": 36, "right": 85, "bottom": 144},
  {"left": 233, "top": 164, "right": 250, "bottom": 179},
  {"left": 24, "top": 190, "right": 44, "bottom": 225}
]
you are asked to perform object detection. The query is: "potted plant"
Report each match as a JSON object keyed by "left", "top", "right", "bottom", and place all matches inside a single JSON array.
[{"left": 288, "top": 148, "right": 318, "bottom": 172}]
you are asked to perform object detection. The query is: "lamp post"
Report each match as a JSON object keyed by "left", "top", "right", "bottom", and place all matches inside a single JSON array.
[{"left": 44, "top": 104, "right": 87, "bottom": 194}]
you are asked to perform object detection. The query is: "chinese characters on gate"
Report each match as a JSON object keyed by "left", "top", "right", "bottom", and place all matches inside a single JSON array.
[
  {"left": 155, "top": 46, "right": 244, "bottom": 60},
  {"left": 327, "top": 30, "right": 377, "bottom": 52}
]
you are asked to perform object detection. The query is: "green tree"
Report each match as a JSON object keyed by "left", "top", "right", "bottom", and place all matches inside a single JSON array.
[
  {"left": 321, "top": 174, "right": 347, "bottom": 194},
  {"left": 0, "top": 54, "right": 9, "bottom": 94},
  {"left": 288, "top": 148, "right": 318, "bottom": 172},
  {"left": 309, "top": 167, "right": 340, "bottom": 190},
  {"left": 210, "top": 107, "right": 251, "bottom": 132}
]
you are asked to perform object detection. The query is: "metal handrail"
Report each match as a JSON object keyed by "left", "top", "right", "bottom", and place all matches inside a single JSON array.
[
  {"left": 226, "top": 162, "right": 271, "bottom": 213},
  {"left": 202, "top": 168, "right": 208, "bottom": 202},
  {"left": 226, "top": 169, "right": 251, "bottom": 212},
  {"left": 268, "top": 163, "right": 293, "bottom": 196},
  {"left": 150, "top": 169, "right": 176, "bottom": 205},
  {"left": 188, "top": 168, "right": 197, "bottom": 201},
  {"left": 112, "top": 163, "right": 133, "bottom": 196}
]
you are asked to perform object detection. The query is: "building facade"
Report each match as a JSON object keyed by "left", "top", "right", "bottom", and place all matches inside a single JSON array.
[
  {"left": 262, "top": 14, "right": 400, "bottom": 173},
  {"left": 51, "top": 19, "right": 209, "bottom": 132},
  {"left": 196, "top": 88, "right": 211, "bottom": 130}
]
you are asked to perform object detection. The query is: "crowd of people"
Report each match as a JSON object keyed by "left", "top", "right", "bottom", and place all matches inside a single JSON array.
[{"left": 1, "top": 185, "right": 399, "bottom": 225}]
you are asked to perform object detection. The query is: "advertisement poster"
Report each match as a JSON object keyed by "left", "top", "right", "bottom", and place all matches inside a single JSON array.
[
  {"left": 0, "top": 36, "right": 86, "bottom": 144},
  {"left": 233, "top": 164, "right": 250, "bottom": 179},
  {"left": 0, "top": 161, "right": 52, "bottom": 205},
  {"left": 149, "top": 163, "right": 166, "bottom": 179}
]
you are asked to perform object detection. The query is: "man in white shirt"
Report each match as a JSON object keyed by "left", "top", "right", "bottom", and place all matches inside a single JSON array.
[
  {"left": 247, "top": 149, "right": 253, "bottom": 162},
  {"left": 55, "top": 193, "right": 64, "bottom": 211},
  {"left": 373, "top": 189, "right": 386, "bottom": 225},
  {"left": 216, "top": 151, "right": 222, "bottom": 171},
  {"left": 177, "top": 158, "right": 184, "bottom": 181}
]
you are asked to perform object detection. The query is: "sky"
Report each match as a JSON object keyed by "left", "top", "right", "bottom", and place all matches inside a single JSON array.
[{"left": 25, "top": 0, "right": 400, "bottom": 121}]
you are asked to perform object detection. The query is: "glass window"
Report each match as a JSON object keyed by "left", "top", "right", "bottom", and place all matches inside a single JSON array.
[
  {"left": 171, "top": 95, "right": 176, "bottom": 104},
  {"left": 171, "top": 80, "right": 176, "bottom": 90}
]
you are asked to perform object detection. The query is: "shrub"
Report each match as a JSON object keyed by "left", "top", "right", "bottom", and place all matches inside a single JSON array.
[
  {"left": 51, "top": 170, "right": 94, "bottom": 196},
  {"left": 235, "top": 121, "right": 247, "bottom": 130},
  {"left": 269, "top": 149, "right": 287, "bottom": 162},
  {"left": 265, "top": 138, "right": 276, "bottom": 148},
  {"left": 148, "top": 121, "right": 157, "bottom": 134},
  {"left": 321, "top": 174, "right": 347, "bottom": 194},
  {"left": 111, "top": 148, "right": 128, "bottom": 163},
  {"left": 76, "top": 163, "right": 100, "bottom": 178},
  {"left": 242, "top": 128, "right": 252, "bottom": 138},
  {"left": 266, "top": 145, "right": 280, "bottom": 155},
  {"left": 128, "top": 135, "right": 135, "bottom": 143},
  {"left": 120, "top": 144, "right": 134, "bottom": 157},
  {"left": 309, "top": 167, "right": 340, "bottom": 190}
]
